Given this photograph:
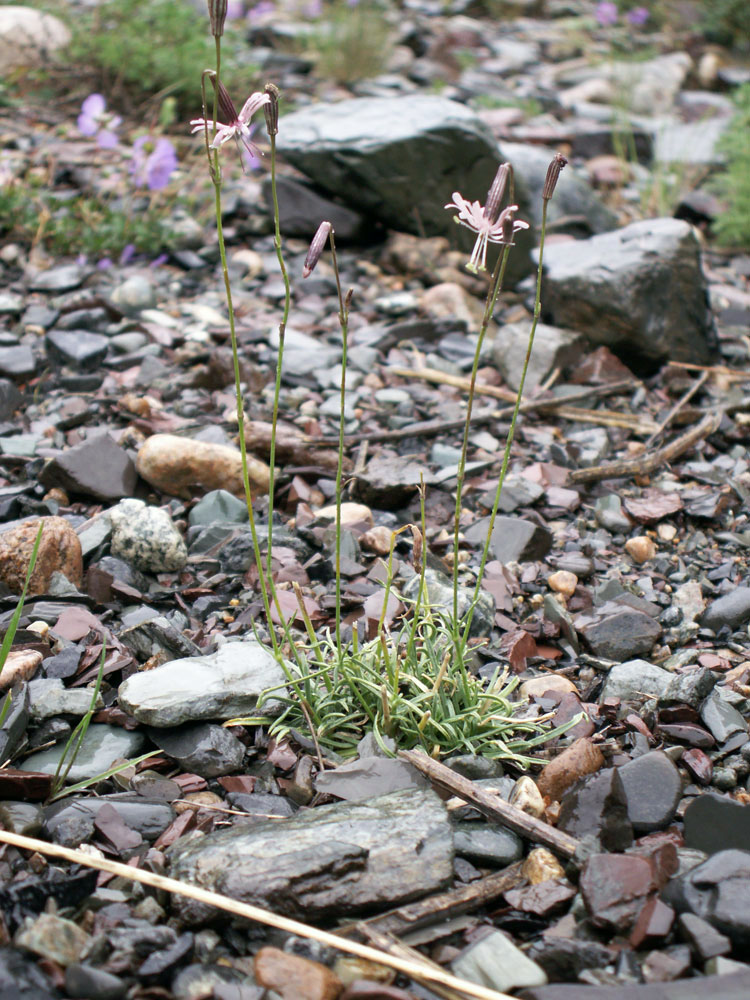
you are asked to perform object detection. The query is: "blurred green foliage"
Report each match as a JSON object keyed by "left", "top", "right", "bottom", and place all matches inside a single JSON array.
[
  {"left": 700, "top": 0, "right": 750, "bottom": 51},
  {"left": 708, "top": 83, "right": 750, "bottom": 248}
]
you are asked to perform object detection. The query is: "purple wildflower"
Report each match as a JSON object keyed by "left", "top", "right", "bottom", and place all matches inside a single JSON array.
[
  {"left": 247, "top": 0, "right": 275, "bottom": 21},
  {"left": 445, "top": 193, "right": 529, "bottom": 273},
  {"left": 120, "top": 244, "right": 137, "bottom": 266},
  {"left": 130, "top": 136, "right": 178, "bottom": 191},
  {"left": 304, "top": 0, "right": 323, "bottom": 16},
  {"left": 77, "top": 94, "right": 121, "bottom": 149},
  {"left": 627, "top": 6, "right": 648, "bottom": 25},
  {"left": 226, "top": 0, "right": 244, "bottom": 17},
  {"left": 595, "top": 1, "right": 618, "bottom": 25}
]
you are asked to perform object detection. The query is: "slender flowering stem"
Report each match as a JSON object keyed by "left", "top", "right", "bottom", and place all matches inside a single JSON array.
[
  {"left": 461, "top": 195, "right": 555, "bottom": 647},
  {"left": 265, "top": 116, "right": 292, "bottom": 623},
  {"left": 207, "top": 37, "right": 280, "bottom": 656},
  {"left": 451, "top": 242, "right": 513, "bottom": 634},
  {"left": 329, "top": 234, "right": 351, "bottom": 659}
]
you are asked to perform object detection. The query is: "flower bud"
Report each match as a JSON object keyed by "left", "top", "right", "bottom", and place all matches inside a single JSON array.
[
  {"left": 263, "top": 83, "right": 279, "bottom": 136},
  {"left": 543, "top": 153, "right": 567, "bottom": 201},
  {"left": 207, "top": 0, "right": 228, "bottom": 37},
  {"left": 483, "top": 162, "right": 510, "bottom": 224},
  {"left": 303, "top": 221, "right": 332, "bottom": 278},
  {"left": 208, "top": 73, "right": 238, "bottom": 124}
]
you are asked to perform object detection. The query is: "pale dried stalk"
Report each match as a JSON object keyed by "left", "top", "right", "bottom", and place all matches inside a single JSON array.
[{"left": 0, "top": 830, "right": 520, "bottom": 1000}]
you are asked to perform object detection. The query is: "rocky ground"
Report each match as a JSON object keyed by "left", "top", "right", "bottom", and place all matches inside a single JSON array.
[{"left": 1, "top": 1, "right": 750, "bottom": 999}]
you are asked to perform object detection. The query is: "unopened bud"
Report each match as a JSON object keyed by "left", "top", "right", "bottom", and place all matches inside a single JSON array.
[
  {"left": 207, "top": 0, "right": 228, "bottom": 36},
  {"left": 483, "top": 162, "right": 510, "bottom": 224},
  {"left": 303, "top": 221, "right": 332, "bottom": 278},
  {"left": 543, "top": 153, "right": 567, "bottom": 201},
  {"left": 208, "top": 73, "right": 238, "bottom": 124},
  {"left": 500, "top": 207, "right": 516, "bottom": 244},
  {"left": 264, "top": 83, "right": 279, "bottom": 136}
]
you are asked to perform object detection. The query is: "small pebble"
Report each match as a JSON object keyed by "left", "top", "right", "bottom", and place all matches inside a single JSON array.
[
  {"left": 548, "top": 570, "right": 578, "bottom": 598},
  {"left": 625, "top": 535, "right": 656, "bottom": 563}
]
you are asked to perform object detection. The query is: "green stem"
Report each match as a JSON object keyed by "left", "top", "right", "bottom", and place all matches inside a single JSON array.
[
  {"left": 211, "top": 40, "right": 278, "bottom": 656},
  {"left": 462, "top": 198, "right": 550, "bottom": 646},
  {"left": 451, "top": 244, "right": 512, "bottom": 634},
  {"left": 266, "top": 130, "right": 291, "bottom": 612},
  {"left": 329, "top": 233, "right": 350, "bottom": 658}
]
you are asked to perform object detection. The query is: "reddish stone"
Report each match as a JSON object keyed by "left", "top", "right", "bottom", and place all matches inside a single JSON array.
[
  {"left": 536, "top": 738, "right": 604, "bottom": 802},
  {"left": 255, "top": 946, "right": 343, "bottom": 1000},
  {"left": 580, "top": 853, "right": 658, "bottom": 930},
  {"left": 505, "top": 879, "right": 577, "bottom": 917},
  {"left": 630, "top": 896, "right": 675, "bottom": 948},
  {"left": 682, "top": 748, "right": 713, "bottom": 785}
]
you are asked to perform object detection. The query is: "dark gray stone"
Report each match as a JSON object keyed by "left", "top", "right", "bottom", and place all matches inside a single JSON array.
[
  {"left": 453, "top": 821, "right": 523, "bottom": 866},
  {"left": 558, "top": 767, "right": 633, "bottom": 852},
  {"left": 39, "top": 434, "right": 137, "bottom": 502},
  {"left": 0, "top": 947, "right": 59, "bottom": 997},
  {"left": 188, "top": 489, "right": 248, "bottom": 526},
  {"left": 464, "top": 515, "right": 553, "bottom": 564},
  {"left": 0, "top": 682, "right": 29, "bottom": 764},
  {"left": 44, "top": 795, "right": 175, "bottom": 847},
  {"left": 538, "top": 219, "right": 715, "bottom": 368},
  {"left": 663, "top": 849, "right": 750, "bottom": 948},
  {"left": 168, "top": 787, "right": 453, "bottom": 922},
  {"left": 577, "top": 604, "right": 662, "bottom": 662},
  {"left": 700, "top": 689, "right": 748, "bottom": 744},
  {"left": 684, "top": 793, "right": 750, "bottom": 856},
  {"left": 701, "top": 587, "right": 750, "bottom": 631},
  {"left": 277, "top": 95, "right": 533, "bottom": 284},
  {"left": 65, "top": 964, "right": 126, "bottom": 1000},
  {"left": 617, "top": 750, "right": 682, "bottom": 833},
  {"left": 522, "top": 972, "right": 750, "bottom": 999},
  {"left": 0, "top": 378, "right": 22, "bottom": 419},
  {"left": 660, "top": 667, "right": 717, "bottom": 708},
  {"left": 261, "top": 174, "right": 367, "bottom": 241},
  {"left": 45, "top": 330, "right": 109, "bottom": 371},
  {"left": 146, "top": 722, "right": 245, "bottom": 778}
]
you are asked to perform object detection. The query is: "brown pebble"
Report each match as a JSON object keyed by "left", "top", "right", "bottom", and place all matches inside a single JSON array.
[
  {"left": 255, "top": 946, "right": 343, "bottom": 1000},
  {"left": 625, "top": 535, "right": 656, "bottom": 563},
  {"left": 136, "top": 433, "right": 269, "bottom": 500},
  {"left": 0, "top": 516, "right": 82, "bottom": 596},
  {"left": 0, "top": 650, "right": 43, "bottom": 692},
  {"left": 520, "top": 675, "right": 577, "bottom": 699},
  {"left": 536, "top": 738, "right": 604, "bottom": 802},
  {"left": 547, "top": 570, "right": 578, "bottom": 598}
]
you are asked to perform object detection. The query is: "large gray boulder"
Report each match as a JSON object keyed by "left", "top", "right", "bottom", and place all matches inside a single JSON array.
[
  {"left": 277, "top": 95, "right": 533, "bottom": 282},
  {"left": 537, "top": 219, "right": 715, "bottom": 368}
]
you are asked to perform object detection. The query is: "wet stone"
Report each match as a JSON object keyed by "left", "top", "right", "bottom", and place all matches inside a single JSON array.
[
  {"left": 28, "top": 677, "right": 104, "bottom": 721},
  {"left": 0, "top": 800, "right": 44, "bottom": 836},
  {"left": 536, "top": 738, "right": 604, "bottom": 802},
  {"left": 618, "top": 751, "right": 682, "bottom": 833},
  {"left": 254, "top": 946, "right": 343, "bottom": 1000},
  {"left": 20, "top": 724, "right": 145, "bottom": 784},
  {"left": 683, "top": 793, "right": 750, "bottom": 855},
  {"left": 558, "top": 767, "right": 633, "bottom": 852},
  {"left": 452, "top": 822, "right": 523, "bottom": 866},
  {"left": 700, "top": 689, "right": 748, "bottom": 744},
  {"left": 146, "top": 723, "right": 245, "bottom": 778},
  {"left": 580, "top": 853, "right": 657, "bottom": 930},
  {"left": 663, "top": 849, "right": 750, "bottom": 947},
  {"left": 464, "top": 515, "right": 553, "bottom": 564}
]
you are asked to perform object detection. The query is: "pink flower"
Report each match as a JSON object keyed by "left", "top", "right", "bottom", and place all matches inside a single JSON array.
[
  {"left": 445, "top": 193, "right": 529, "bottom": 273},
  {"left": 595, "top": 1, "right": 618, "bottom": 26},
  {"left": 190, "top": 90, "right": 270, "bottom": 162}
]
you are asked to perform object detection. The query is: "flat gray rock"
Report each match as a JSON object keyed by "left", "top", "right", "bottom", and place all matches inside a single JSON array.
[
  {"left": 277, "top": 95, "right": 533, "bottom": 283},
  {"left": 452, "top": 930, "right": 547, "bottom": 993},
  {"left": 39, "top": 433, "right": 137, "bottom": 502},
  {"left": 617, "top": 750, "right": 682, "bottom": 833},
  {"left": 492, "top": 321, "right": 586, "bottom": 391},
  {"left": 601, "top": 659, "right": 672, "bottom": 701},
  {"left": 118, "top": 639, "right": 289, "bottom": 726},
  {"left": 146, "top": 722, "right": 245, "bottom": 778},
  {"left": 20, "top": 724, "right": 145, "bottom": 784},
  {"left": 701, "top": 587, "right": 750, "bottom": 631},
  {"left": 168, "top": 787, "right": 453, "bottom": 921},
  {"left": 538, "top": 219, "right": 715, "bottom": 368}
]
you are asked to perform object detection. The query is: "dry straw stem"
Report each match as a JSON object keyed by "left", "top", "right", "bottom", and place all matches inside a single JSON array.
[{"left": 0, "top": 830, "right": 520, "bottom": 1000}]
